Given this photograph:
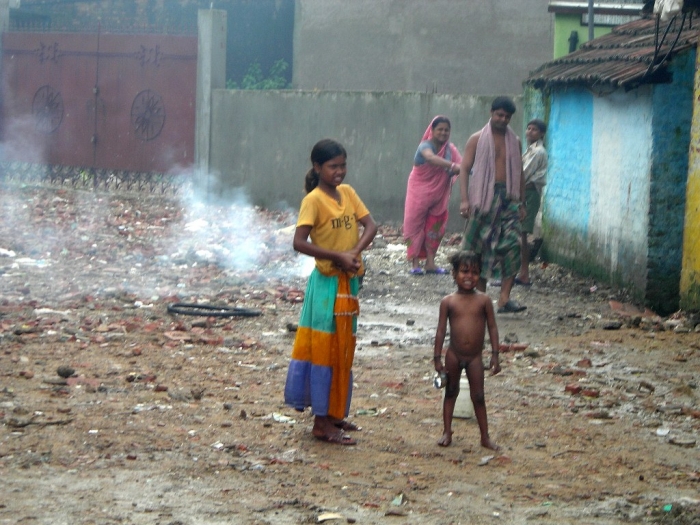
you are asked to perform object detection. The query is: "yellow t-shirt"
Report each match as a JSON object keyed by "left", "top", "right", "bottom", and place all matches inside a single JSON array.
[{"left": 297, "top": 184, "right": 370, "bottom": 276}]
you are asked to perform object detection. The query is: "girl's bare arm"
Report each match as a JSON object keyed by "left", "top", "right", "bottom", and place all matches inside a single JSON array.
[{"left": 352, "top": 213, "right": 378, "bottom": 257}]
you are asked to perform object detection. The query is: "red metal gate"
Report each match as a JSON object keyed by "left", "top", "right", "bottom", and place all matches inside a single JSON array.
[{"left": 1, "top": 30, "right": 197, "bottom": 174}]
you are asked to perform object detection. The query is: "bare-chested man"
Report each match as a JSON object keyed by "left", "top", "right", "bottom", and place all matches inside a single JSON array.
[
  {"left": 433, "top": 251, "right": 501, "bottom": 449},
  {"left": 458, "top": 96, "right": 527, "bottom": 313}
]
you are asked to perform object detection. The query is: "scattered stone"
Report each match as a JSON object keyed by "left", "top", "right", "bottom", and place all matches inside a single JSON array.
[
  {"left": 668, "top": 437, "right": 696, "bottom": 448},
  {"left": 565, "top": 384, "right": 582, "bottom": 395},
  {"left": 581, "top": 388, "right": 600, "bottom": 398},
  {"left": 526, "top": 507, "right": 549, "bottom": 519},
  {"left": 478, "top": 455, "right": 494, "bottom": 466},
  {"left": 43, "top": 377, "right": 68, "bottom": 386},
  {"left": 587, "top": 410, "right": 613, "bottom": 419},
  {"left": 191, "top": 388, "right": 205, "bottom": 400},
  {"left": 638, "top": 381, "right": 655, "bottom": 393},
  {"left": 503, "top": 332, "right": 519, "bottom": 343},
  {"left": 603, "top": 321, "right": 622, "bottom": 330},
  {"left": 551, "top": 366, "right": 573, "bottom": 376},
  {"left": 56, "top": 365, "right": 75, "bottom": 378}
]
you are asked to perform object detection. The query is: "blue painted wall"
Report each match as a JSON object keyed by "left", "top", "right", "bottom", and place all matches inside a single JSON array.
[
  {"left": 539, "top": 49, "right": 695, "bottom": 313},
  {"left": 543, "top": 87, "right": 593, "bottom": 261}
]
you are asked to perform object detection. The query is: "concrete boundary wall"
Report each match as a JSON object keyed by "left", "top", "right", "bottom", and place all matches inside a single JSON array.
[{"left": 208, "top": 90, "right": 522, "bottom": 232}]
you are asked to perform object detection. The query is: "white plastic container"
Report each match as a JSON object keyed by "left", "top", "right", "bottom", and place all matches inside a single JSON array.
[{"left": 444, "top": 377, "right": 474, "bottom": 418}]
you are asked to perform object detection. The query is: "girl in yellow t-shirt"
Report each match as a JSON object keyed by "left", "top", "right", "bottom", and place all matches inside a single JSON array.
[{"left": 284, "top": 139, "right": 377, "bottom": 445}]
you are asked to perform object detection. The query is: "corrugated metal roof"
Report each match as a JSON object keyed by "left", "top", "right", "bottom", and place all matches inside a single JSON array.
[{"left": 525, "top": 15, "right": 699, "bottom": 90}]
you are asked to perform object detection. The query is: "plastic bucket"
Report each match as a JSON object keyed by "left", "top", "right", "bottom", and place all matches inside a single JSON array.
[{"left": 444, "top": 377, "right": 474, "bottom": 419}]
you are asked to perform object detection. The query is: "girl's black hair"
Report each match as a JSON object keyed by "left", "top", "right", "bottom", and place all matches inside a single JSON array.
[
  {"left": 449, "top": 251, "right": 482, "bottom": 272},
  {"left": 304, "top": 139, "right": 347, "bottom": 193}
]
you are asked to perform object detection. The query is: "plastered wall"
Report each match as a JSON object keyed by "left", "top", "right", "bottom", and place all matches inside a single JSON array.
[
  {"left": 207, "top": 89, "right": 523, "bottom": 233},
  {"left": 293, "top": 0, "right": 553, "bottom": 95}
]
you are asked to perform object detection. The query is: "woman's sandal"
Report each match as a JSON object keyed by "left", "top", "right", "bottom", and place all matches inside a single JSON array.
[
  {"left": 315, "top": 432, "right": 357, "bottom": 446},
  {"left": 409, "top": 267, "right": 425, "bottom": 276},
  {"left": 425, "top": 267, "right": 449, "bottom": 275}
]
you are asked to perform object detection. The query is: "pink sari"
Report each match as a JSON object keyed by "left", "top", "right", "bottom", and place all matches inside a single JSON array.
[{"left": 403, "top": 117, "right": 462, "bottom": 260}]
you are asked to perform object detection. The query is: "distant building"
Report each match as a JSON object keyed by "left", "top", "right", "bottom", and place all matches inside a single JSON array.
[
  {"left": 548, "top": 1, "right": 646, "bottom": 58},
  {"left": 525, "top": 15, "right": 698, "bottom": 313}
]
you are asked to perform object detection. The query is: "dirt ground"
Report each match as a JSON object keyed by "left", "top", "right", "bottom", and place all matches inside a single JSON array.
[{"left": 0, "top": 185, "right": 699, "bottom": 525}]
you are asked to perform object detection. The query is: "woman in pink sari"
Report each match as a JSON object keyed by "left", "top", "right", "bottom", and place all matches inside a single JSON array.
[{"left": 403, "top": 116, "right": 462, "bottom": 275}]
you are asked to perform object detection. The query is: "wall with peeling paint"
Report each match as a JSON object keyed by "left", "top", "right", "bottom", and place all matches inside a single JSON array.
[
  {"left": 540, "top": 50, "right": 694, "bottom": 314},
  {"left": 648, "top": 51, "right": 694, "bottom": 314},
  {"left": 681, "top": 48, "right": 700, "bottom": 311}
]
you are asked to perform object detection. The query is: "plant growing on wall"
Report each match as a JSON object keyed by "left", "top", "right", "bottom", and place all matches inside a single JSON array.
[{"left": 227, "top": 59, "right": 290, "bottom": 90}]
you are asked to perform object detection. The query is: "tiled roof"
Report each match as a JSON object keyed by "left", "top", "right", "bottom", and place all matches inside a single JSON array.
[{"left": 525, "top": 15, "right": 699, "bottom": 90}]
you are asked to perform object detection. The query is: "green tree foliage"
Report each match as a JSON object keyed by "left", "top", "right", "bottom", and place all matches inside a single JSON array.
[{"left": 227, "top": 59, "right": 290, "bottom": 90}]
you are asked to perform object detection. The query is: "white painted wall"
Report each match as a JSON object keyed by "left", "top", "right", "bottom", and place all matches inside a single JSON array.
[{"left": 590, "top": 88, "right": 652, "bottom": 276}]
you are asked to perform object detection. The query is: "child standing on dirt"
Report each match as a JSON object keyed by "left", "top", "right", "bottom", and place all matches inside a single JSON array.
[
  {"left": 284, "top": 139, "right": 377, "bottom": 446},
  {"left": 434, "top": 251, "right": 501, "bottom": 449}
]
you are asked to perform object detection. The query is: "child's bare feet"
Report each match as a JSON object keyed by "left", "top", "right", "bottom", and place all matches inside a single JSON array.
[
  {"left": 481, "top": 436, "right": 500, "bottom": 451},
  {"left": 437, "top": 431, "right": 453, "bottom": 447}
]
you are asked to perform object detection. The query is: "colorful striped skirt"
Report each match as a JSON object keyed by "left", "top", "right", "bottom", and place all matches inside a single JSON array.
[{"left": 284, "top": 269, "right": 359, "bottom": 420}]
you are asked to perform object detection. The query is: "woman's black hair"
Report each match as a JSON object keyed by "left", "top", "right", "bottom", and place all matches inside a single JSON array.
[
  {"left": 431, "top": 116, "right": 451, "bottom": 130},
  {"left": 304, "top": 139, "right": 347, "bottom": 193}
]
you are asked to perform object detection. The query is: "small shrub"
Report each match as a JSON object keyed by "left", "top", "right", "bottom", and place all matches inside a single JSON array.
[{"left": 227, "top": 59, "right": 290, "bottom": 90}]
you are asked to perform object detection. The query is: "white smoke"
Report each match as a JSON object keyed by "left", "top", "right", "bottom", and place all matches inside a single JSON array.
[{"left": 0, "top": 166, "right": 312, "bottom": 304}]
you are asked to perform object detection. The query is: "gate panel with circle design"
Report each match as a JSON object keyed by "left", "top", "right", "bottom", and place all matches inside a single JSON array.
[
  {"left": 131, "top": 89, "right": 166, "bottom": 141},
  {"left": 32, "top": 85, "right": 64, "bottom": 134}
]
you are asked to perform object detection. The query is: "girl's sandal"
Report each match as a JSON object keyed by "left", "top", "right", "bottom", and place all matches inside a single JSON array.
[
  {"left": 315, "top": 433, "right": 357, "bottom": 446},
  {"left": 335, "top": 420, "right": 362, "bottom": 432}
]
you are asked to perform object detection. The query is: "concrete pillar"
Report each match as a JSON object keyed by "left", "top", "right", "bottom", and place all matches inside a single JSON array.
[
  {"left": 680, "top": 40, "right": 700, "bottom": 309},
  {"left": 195, "top": 8, "right": 227, "bottom": 175},
  {"left": 0, "top": 1, "right": 20, "bottom": 59},
  {"left": 0, "top": 0, "right": 18, "bottom": 30}
]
